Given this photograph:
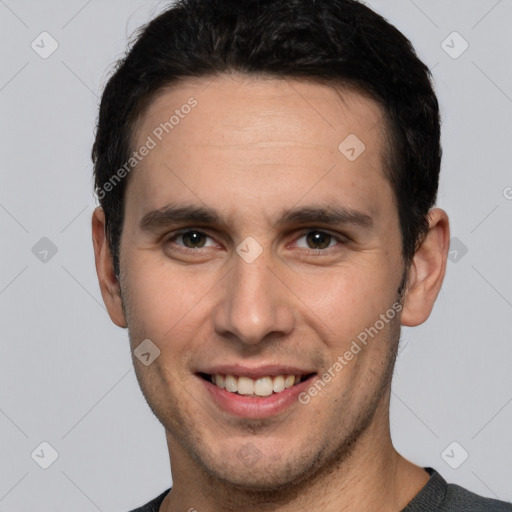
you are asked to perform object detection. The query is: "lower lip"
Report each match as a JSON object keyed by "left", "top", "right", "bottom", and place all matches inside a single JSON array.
[{"left": 199, "top": 375, "right": 316, "bottom": 419}]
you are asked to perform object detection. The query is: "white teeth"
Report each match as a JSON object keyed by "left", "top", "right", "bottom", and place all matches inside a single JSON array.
[
  {"left": 254, "top": 377, "right": 273, "bottom": 396},
  {"left": 225, "top": 374, "right": 237, "bottom": 393},
  {"left": 214, "top": 374, "right": 225, "bottom": 389},
  {"left": 285, "top": 375, "right": 295, "bottom": 389},
  {"left": 272, "top": 375, "right": 285, "bottom": 393},
  {"left": 237, "top": 376, "right": 254, "bottom": 395},
  {"left": 209, "top": 373, "right": 302, "bottom": 396}
]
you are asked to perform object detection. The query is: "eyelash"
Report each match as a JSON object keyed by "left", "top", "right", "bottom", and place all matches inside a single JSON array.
[{"left": 164, "top": 228, "right": 348, "bottom": 253}]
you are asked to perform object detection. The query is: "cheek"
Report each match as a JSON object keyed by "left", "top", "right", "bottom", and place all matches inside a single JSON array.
[
  {"left": 290, "top": 262, "right": 398, "bottom": 345},
  {"left": 122, "top": 255, "right": 217, "bottom": 349}
]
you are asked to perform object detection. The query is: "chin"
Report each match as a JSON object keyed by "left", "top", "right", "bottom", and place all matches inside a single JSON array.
[
  {"left": 210, "top": 462, "right": 302, "bottom": 492},
  {"left": 197, "top": 439, "right": 318, "bottom": 492}
]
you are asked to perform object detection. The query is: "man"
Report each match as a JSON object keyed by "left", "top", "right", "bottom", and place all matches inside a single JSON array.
[{"left": 91, "top": 0, "right": 511, "bottom": 510}]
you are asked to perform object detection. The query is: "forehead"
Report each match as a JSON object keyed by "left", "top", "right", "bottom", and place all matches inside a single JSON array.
[
  {"left": 133, "top": 73, "right": 386, "bottom": 151},
  {"left": 126, "top": 73, "right": 392, "bottom": 224}
]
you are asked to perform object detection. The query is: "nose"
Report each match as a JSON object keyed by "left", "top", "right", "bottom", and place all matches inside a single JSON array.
[{"left": 212, "top": 250, "right": 296, "bottom": 345}]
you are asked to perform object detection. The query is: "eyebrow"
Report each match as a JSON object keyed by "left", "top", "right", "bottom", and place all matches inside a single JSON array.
[
  {"left": 139, "top": 203, "right": 373, "bottom": 233},
  {"left": 275, "top": 205, "right": 373, "bottom": 230},
  {"left": 140, "top": 204, "right": 222, "bottom": 232}
]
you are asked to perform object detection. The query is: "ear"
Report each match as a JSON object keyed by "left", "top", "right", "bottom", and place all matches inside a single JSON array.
[
  {"left": 91, "top": 207, "right": 127, "bottom": 328},
  {"left": 400, "top": 208, "right": 450, "bottom": 327}
]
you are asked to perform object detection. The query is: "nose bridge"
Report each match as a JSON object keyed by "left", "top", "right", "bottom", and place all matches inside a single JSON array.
[{"left": 212, "top": 248, "right": 295, "bottom": 344}]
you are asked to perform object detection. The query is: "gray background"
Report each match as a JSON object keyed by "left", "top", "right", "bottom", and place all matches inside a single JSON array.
[{"left": 0, "top": 0, "right": 511, "bottom": 510}]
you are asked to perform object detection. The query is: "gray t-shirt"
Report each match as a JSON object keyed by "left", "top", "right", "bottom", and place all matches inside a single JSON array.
[{"left": 128, "top": 467, "right": 512, "bottom": 511}]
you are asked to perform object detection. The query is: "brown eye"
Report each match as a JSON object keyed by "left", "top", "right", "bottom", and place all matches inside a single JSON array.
[
  {"left": 179, "top": 231, "right": 208, "bottom": 248},
  {"left": 304, "top": 231, "right": 333, "bottom": 250}
]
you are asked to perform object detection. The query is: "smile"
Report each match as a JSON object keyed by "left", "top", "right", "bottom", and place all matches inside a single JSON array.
[
  {"left": 197, "top": 371, "right": 318, "bottom": 418},
  {"left": 199, "top": 373, "right": 315, "bottom": 397}
]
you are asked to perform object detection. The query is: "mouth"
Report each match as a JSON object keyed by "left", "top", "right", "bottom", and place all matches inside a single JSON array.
[
  {"left": 195, "top": 364, "right": 318, "bottom": 418},
  {"left": 197, "top": 372, "right": 316, "bottom": 398}
]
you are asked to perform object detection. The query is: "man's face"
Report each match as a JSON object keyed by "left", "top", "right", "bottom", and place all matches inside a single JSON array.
[{"left": 118, "top": 74, "right": 406, "bottom": 489}]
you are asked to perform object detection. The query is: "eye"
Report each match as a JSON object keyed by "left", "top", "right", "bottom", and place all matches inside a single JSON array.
[
  {"left": 294, "top": 230, "right": 343, "bottom": 251},
  {"left": 168, "top": 230, "right": 216, "bottom": 249}
]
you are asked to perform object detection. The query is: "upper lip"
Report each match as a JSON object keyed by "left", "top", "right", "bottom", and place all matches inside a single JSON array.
[{"left": 196, "top": 364, "right": 316, "bottom": 379}]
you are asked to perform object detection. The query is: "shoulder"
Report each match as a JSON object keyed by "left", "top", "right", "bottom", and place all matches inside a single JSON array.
[
  {"left": 442, "top": 482, "right": 512, "bottom": 512},
  {"left": 127, "top": 488, "right": 171, "bottom": 512},
  {"left": 403, "top": 468, "right": 511, "bottom": 512}
]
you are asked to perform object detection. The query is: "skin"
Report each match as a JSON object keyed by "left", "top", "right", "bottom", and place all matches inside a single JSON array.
[{"left": 92, "top": 74, "right": 450, "bottom": 511}]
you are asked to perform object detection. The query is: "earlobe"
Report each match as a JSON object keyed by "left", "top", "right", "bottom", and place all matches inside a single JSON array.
[
  {"left": 91, "top": 207, "right": 127, "bottom": 328},
  {"left": 400, "top": 208, "right": 450, "bottom": 327}
]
